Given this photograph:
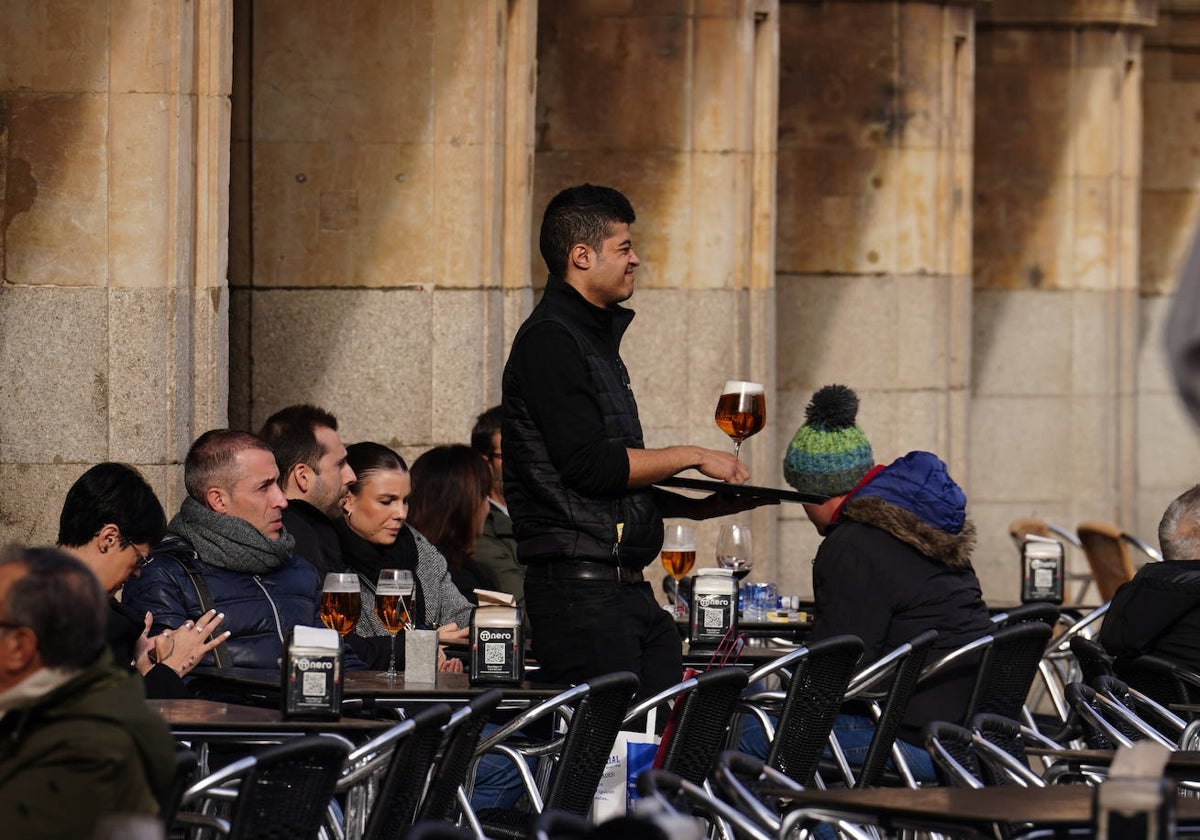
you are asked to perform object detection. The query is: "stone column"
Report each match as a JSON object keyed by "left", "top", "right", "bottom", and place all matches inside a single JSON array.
[
  {"left": 1136, "top": 1, "right": 1200, "bottom": 540},
  {"left": 0, "top": 0, "right": 232, "bottom": 543},
  {"left": 773, "top": 2, "right": 976, "bottom": 598},
  {"left": 534, "top": 0, "right": 781, "bottom": 580},
  {"left": 972, "top": 0, "right": 1154, "bottom": 598},
  {"left": 229, "top": 0, "right": 537, "bottom": 456}
]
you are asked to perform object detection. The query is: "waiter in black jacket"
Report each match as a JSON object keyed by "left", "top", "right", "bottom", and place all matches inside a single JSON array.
[{"left": 502, "top": 184, "right": 766, "bottom": 699}]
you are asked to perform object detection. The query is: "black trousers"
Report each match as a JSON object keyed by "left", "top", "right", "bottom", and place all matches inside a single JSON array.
[{"left": 524, "top": 574, "right": 682, "bottom": 700}]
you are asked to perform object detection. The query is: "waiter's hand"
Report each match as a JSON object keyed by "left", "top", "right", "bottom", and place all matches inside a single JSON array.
[{"left": 694, "top": 449, "right": 750, "bottom": 484}]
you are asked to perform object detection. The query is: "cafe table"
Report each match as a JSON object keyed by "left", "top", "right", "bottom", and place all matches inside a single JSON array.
[
  {"left": 773, "top": 784, "right": 1200, "bottom": 839},
  {"left": 187, "top": 666, "right": 563, "bottom": 714}
]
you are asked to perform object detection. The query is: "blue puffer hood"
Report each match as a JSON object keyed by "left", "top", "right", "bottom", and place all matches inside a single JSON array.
[
  {"left": 838, "top": 451, "right": 976, "bottom": 567},
  {"left": 856, "top": 451, "right": 966, "bottom": 533}
]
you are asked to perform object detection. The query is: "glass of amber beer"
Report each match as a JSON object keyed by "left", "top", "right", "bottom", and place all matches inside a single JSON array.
[
  {"left": 374, "top": 569, "right": 414, "bottom": 679},
  {"left": 714, "top": 380, "right": 766, "bottom": 460},
  {"left": 320, "top": 572, "right": 361, "bottom": 637},
  {"left": 661, "top": 524, "right": 697, "bottom": 618}
]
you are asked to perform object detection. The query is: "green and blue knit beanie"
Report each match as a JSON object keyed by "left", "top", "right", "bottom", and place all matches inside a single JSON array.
[{"left": 782, "top": 384, "right": 874, "bottom": 498}]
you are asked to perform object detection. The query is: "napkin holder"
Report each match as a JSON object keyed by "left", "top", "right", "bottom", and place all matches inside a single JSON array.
[
  {"left": 1020, "top": 534, "right": 1064, "bottom": 605},
  {"left": 282, "top": 625, "right": 342, "bottom": 720},
  {"left": 470, "top": 589, "right": 524, "bottom": 685},
  {"left": 1092, "top": 742, "right": 1176, "bottom": 839}
]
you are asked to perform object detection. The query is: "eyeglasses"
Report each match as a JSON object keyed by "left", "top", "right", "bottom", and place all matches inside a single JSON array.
[
  {"left": 119, "top": 540, "right": 151, "bottom": 568},
  {"left": 0, "top": 621, "right": 25, "bottom": 632}
]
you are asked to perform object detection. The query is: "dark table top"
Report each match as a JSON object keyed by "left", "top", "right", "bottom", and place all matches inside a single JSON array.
[
  {"left": 188, "top": 666, "right": 562, "bottom": 707},
  {"left": 147, "top": 698, "right": 391, "bottom": 732},
  {"left": 775, "top": 785, "right": 1200, "bottom": 836}
]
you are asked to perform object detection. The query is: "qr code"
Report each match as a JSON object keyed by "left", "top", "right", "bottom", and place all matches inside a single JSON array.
[
  {"left": 1034, "top": 568, "right": 1052, "bottom": 588},
  {"left": 303, "top": 671, "right": 326, "bottom": 696},
  {"left": 484, "top": 643, "right": 506, "bottom": 665},
  {"left": 703, "top": 607, "right": 723, "bottom": 627}
]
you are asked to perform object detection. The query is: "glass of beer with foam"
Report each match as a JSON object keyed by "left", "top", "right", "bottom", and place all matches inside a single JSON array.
[
  {"left": 374, "top": 569, "right": 414, "bottom": 679},
  {"left": 661, "top": 524, "right": 697, "bottom": 618},
  {"left": 714, "top": 380, "right": 765, "bottom": 460},
  {"left": 320, "top": 572, "right": 362, "bottom": 637}
]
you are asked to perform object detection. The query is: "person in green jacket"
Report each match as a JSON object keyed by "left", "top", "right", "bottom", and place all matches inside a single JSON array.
[{"left": 0, "top": 546, "right": 176, "bottom": 839}]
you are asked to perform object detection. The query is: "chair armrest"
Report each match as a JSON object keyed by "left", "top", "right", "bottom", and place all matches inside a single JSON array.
[
  {"left": 745, "top": 645, "right": 812, "bottom": 685},
  {"left": 173, "top": 810, "right": 233, "bottom": 836},
  {"left": 472, "top": 682, "right": 590, "bottom": 755},
  {"left": 919, "top": 634, "right": 992, "bottom": 681},
  {"left": 622, "top": 675, "right": 700, "bottom": 726},
  {"left": 181, "top": 755, "right": 256, "bottom": 803}
]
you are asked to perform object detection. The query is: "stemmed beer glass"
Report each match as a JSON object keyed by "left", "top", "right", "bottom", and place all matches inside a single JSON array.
[
  {"left": 714, "top": 380, "right": 766, "bottom": 461},
  {"left": 374, "top": 569, "right": 414, "bottom": 680},
  {"left": 320, "top": 572, "right": 362, "bottom": 636},
  {"left": 660, "top": 524, "right": 696, "bottom": 618}
]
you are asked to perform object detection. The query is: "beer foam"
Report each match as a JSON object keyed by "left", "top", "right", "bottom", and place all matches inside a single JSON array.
[{"left": 721, "top": 380, "right": 764, "bottom": 395}]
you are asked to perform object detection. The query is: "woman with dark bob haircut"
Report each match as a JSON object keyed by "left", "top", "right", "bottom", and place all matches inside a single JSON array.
[
  {"left": 407, "top": 444, "right": 497, "bottom": 604},
  {"left": 335, "top": 441, "right": 472, "bottom": 648}
]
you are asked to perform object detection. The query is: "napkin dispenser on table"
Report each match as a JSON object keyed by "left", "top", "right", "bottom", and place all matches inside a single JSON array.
[
  {"left": 282, "top": 625, "right": 342, "bottom": 720},
  {"left": 469, "top": 589, "right": 524, "bottom": 685}
]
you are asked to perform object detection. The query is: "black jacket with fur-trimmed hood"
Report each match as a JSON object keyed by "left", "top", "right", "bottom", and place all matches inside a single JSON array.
[{"left": 811, "top": 451, "right": 992, "bottom": 739}]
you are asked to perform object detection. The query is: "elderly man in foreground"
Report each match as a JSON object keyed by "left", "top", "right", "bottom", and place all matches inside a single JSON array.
[{"left": 0, "top": 546, "right": 175, "bottom": 838}]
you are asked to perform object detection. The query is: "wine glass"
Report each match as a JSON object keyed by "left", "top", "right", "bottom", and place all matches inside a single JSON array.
[
  {"left": 714, "top": 380, "right": 766, "bottom": 460},
  {"left": 374, "top": 569, "right": 414, "bottom": 680},
  {"left": 660, "top": 524, "right": 696, "bottom": 618},
  {"left": 716, "top": 523, "right": 754, "bottom": 582},
  {"left": 319, "top": 572, "right": 361, "bottom": 636}
]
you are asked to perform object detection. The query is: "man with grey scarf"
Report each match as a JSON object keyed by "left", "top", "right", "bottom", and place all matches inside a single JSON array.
[{"left": 124, "top": 429, "right": 342, "bottom": 675}]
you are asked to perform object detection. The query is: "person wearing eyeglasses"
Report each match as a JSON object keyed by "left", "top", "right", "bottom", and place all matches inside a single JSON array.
[
  {"left": 57, "top": 462, "right": 229, "bottom": 698},
  {"left": 0, "top": 546, "right": 178, "bottom": 838}
]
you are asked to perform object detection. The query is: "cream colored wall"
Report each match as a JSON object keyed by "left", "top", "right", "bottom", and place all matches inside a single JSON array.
[
  {"left": 0, "top": 0, "right": 231, "bottom": 544},
  {"left": 228, "top": 0, "right": 535, "bottom": 467},
  {"left": 773, "top": 2, "right": 976, "bottom": 600},
  {"left": 1135, "top": 2, "right": 1200, "bottom": 551},
  {"left": 532, "top": 0, "right": 781, "bottom": 584}
]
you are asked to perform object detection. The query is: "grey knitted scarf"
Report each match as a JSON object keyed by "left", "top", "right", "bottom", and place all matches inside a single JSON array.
[{"left": 169, "top": 496, "right": 296, "bottom": 575}]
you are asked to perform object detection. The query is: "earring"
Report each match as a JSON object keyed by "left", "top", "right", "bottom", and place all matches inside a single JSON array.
[{"left": 99, "top": 545, "right": 108, "bottom": 554}]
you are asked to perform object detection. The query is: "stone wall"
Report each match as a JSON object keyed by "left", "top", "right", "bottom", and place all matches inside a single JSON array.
[{"left": 0, "top": 0, "right": 231, "bottom": 544}]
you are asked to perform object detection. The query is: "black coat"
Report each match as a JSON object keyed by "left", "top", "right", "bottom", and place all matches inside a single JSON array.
[{"left": 1100, "top": 559, "right": 1200, "bottom": 671}]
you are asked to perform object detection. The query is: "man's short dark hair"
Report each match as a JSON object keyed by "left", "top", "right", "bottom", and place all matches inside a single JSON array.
[
  {"left": 470, "top": 406, "right": 503, "bottom": 456},
  {"left": 258, "top": 404, "right": 339, "bottom": 486},
  {"left": 0, "top": 545, "right": 106, "bottom": 669},
  {"left": 57, "top": 463, "right": 167, "bottom": 548},
  {"left": 539, "top": 184, "right": 636, "bottom": 278},
  {"left": 184, "top": 429, "right": 273, "bottom": 502}
]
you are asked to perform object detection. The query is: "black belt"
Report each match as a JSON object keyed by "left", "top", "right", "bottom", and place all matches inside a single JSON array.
[{"left": 524, "top": 560, "right": 645, "bottom": 585}]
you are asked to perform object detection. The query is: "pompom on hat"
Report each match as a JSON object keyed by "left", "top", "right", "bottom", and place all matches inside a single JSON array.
[{"left": 783, "top": 384, "right": 875, "bottom": 498}]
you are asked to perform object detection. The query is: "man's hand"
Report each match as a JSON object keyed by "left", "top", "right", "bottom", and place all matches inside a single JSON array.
[
  {"left": 693, "top": 449, "right": 750, "bottom": 484},
  {"left": 135, "top": 609, "right": 231, "bottom": 678},
  {"left": 436, "top": 622, "right": 470, "bottom": 645}
]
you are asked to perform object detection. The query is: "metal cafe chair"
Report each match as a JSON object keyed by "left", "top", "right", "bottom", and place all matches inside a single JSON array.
[
  {"left": 1113, "top": 653, "right": 1200, "bottom": 715},
  {"left": 414, "top": 689, "right": 504, "bottom": 830},
  {"left": 468, "top": 671, "right": 639, "bottom": 839},
  {"left": 733, "top": 635, "right": 864, "bottom": 787},
  {"left": 175, "top": 734, "right": 351, "bottom": 840},
  {"left": 1077, "top": 521, "right": 1156, "bottom": 603},
  {"left": 622, "top": 665, "right": 749, "bottom": 786},
  {"left": 710, "top": 751, "right": 875, "bottom": 840},
  {"left": 335, "top": 703, "right": 453, "bottom": 840},
  {"left": 824, "top": 629, "right": 939, "bottom": 789}
]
